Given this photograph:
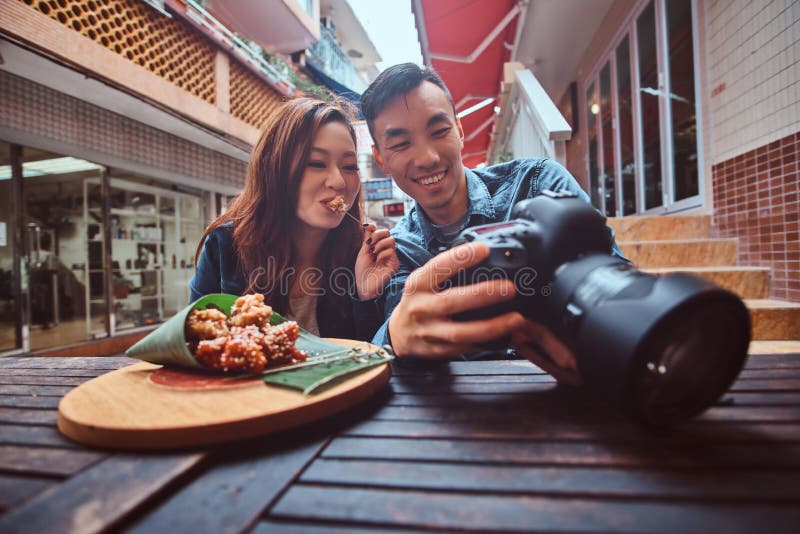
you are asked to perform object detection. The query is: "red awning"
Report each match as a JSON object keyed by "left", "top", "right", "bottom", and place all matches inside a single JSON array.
[{"left": 412, "top": 0, "right": 520, "bottom": 168}]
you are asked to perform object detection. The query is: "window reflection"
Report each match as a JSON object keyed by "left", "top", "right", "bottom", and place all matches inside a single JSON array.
[
  {"left": 586, "top": 83, "right": 601, "bottom": 209},
  {"left": 637, "top": 0, "right": 663, "bottom": 210},
  {"left": 600, "top": 62, "right": 616, "bottom": 216},
  {"left": 616, "top": 36, "right": 637, "bottom": 215},
  {"left": 667, "top": 0, "right": 699, "bottom": 201}
]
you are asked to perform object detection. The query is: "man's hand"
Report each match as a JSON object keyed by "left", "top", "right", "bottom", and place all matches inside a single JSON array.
[
  {"left": 387, "top": 242, "right": 527, "bottom": 358},
  {"left": 511, "top": 320, "right": 581, "bottom": 386}
]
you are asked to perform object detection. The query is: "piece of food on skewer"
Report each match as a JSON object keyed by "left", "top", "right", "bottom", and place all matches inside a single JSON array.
[
  {"left": 184, "top": 293, "right": 307, "bottom": 374},
  {"left": 326, "top": 195, "right": 347, "bottom": 213}
]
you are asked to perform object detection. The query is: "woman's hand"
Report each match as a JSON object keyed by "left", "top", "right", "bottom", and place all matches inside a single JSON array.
[{"left": 354, "top": 224, "right": 399, "bottom": 301}]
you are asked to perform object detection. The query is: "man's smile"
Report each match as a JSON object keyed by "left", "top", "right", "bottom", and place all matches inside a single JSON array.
[{"left": 413, "top": 170, "right": 446, "bottom": 186}]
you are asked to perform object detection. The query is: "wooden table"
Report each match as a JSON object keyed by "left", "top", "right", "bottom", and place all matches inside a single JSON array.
[{"left": 1, "top": 353, "right": 800, "bottom": 532}]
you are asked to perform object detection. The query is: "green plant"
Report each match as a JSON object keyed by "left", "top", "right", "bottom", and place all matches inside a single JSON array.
[{"left": 266, "top": 53, "right": 331, "bottom": 100}]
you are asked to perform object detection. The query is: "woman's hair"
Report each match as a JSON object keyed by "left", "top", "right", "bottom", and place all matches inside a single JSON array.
[{"left": 196, "top": 97, "right": 363, "bottom": 313}]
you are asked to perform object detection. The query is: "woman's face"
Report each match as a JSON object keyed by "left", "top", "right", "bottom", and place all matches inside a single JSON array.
[{"left": 295, "top": 120, "right": 360, "bottom": 231}]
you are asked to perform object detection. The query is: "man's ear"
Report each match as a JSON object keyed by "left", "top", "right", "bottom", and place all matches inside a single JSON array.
[
  {"left": 372, "top": 144, "right": 387, "bottom": 174},
  {"left": 456, "top": 117, "right": 465, "bottom": 147}
]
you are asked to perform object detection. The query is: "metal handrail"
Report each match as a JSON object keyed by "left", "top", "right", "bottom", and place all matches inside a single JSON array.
[
  {"left": 183, "top": 0, "right": 295, "bottom": 93},
  {"left": 307, "top": 25, "right": 366, "bottom": 92}
]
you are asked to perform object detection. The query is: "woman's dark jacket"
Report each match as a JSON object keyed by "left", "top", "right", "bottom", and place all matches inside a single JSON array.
[{"left": 189, "top": 224, "right": 382, "bottom": 342}]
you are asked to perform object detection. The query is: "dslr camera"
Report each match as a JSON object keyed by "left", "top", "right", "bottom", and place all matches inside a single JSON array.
[{"left": 453, "top": 190, "right": 750, "bottom": 426}]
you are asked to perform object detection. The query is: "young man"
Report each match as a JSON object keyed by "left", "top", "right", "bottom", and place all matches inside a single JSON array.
[{"left": 360, "top": 63, "right": 624, "bottom": 383}]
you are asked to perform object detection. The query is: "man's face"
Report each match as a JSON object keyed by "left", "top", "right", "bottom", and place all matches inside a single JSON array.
[{"left": 371, "top": 81, "right": 466, "bottom": 225}]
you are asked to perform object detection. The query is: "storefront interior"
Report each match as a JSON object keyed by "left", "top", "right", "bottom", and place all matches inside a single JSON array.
[{"left": 0, "top": 142, "right": 207, "bottom": 354}]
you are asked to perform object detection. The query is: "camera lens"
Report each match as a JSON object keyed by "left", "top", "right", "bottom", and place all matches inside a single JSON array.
[{"left": 627, "top": 293, "right": 750, "bottom": 426}]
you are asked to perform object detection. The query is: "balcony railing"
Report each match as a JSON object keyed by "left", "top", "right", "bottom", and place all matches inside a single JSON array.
[
  {"left": 491, "top": 68, "right": 571, "bottom": 165},
  {"left": 183, "top": 0, "right": 295, "bottom": 93},
  {"left": 307, "top": 25, "right": 367, "bottom": 93}
]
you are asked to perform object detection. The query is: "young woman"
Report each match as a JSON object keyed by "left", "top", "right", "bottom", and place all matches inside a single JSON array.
[{"left": 190, "top": 97, "right": 398, "bottom": 341}]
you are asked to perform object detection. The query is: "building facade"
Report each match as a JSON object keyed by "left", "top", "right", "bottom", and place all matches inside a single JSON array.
[
  {"left": 0, "top": 0, "right": 309, "bottom": 355},
  {"left": 486, "top": 0, "right": 798, "bottom": 302}
]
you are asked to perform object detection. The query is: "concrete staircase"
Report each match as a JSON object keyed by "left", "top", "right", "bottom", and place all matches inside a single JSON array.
[{"left": 607, "top": 214, "right": 800, "bottom": 341}]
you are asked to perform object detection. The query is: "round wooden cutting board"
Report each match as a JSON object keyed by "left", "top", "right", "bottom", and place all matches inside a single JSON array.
[{"left": 57, "top": 339, "right": 391, "bottom": 450}]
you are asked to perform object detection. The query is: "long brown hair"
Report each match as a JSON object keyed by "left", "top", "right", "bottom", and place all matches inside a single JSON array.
[{"left": 196, "top": 97, "right": 363, "bottom": 313}]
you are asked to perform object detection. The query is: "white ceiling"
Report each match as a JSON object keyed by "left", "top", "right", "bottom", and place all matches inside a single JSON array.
[{"left": 514, "top": 0, "right": 617, "bottom": 102}]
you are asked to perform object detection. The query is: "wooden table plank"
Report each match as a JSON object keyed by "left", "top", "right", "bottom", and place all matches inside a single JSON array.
[
  {"left": 125, "top": 438, "right": 326, "bottom": 533},
  {"left": 0, "top": 396, "right": 60, "bottom": 409},
  {"left": 0, "top": 376, "right": 91, "bottom": 387},
  {"left": 344, "top": 420, "right": 800, "bottom": 442},
  {"left": 390, "top": 378, "right": 800, "bottom": 394},
  {"left": 271, "top": 485, "right": 800, "bottom": 533},
  {"left": 0, "top": 385, "right": 74, "bottom": 397},
  {"left": 385, "top": 391, "right": 800, "bottom": 407},
  {"left": 322, "top": 437, "right": 800, "bottom": 468},
  {"left": 252, "top": 521, "right": 414, "bottom": 533},
  {"left": 392, "top": 360, "right": 545, "bottom": 376},
  {"left": 369, "top": 405, "right": 800, "bottom": 424},
  {"left": 301, "top": 459, "right": 800, "bottom": 501},
  {"left": 389, "top": 354, "right": 800, "bottom": 375},
  {"left": 0, "top": 369, "right": 108, "bottom": 377},
  {"left": 743, "top": 354, "right": 800, "bottom": 369},
  {"left": 253, "top": 521, "right": 413, "bottom": 533},
  {"left": 0, "top": 424, "right": 82, "bottom": 448},
  {"left": 0, "top": 408, "right": 58, "bottom": 425},
  {"left": 0, "top": 445, "right": 104, "bottom": 477},
  {"left": 0, "top": 453, "right": 205, "bottom": 533},
  {"left": 0, "top": 474, "right": 54, "bottom": 514},
  {"left": 0, "top": 356, "right": 136, "bottom": 369}
]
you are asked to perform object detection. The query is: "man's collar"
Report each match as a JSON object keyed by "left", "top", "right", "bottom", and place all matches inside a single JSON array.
[{"left": 412, "top": 168, "right": 496, "bottom": 247}]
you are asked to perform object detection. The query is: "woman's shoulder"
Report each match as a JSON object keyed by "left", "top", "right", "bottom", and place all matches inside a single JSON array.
[{"left": 205, "top": 222, "right": 234, "bottom": 243}]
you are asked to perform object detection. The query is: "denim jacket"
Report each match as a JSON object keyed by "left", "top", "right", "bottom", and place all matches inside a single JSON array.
[
  {"left": 371, "top": 157, "right": 626, "bottom": 346},
  {"left": 189, "top": 223, "right": 383, "bottom": 341}
]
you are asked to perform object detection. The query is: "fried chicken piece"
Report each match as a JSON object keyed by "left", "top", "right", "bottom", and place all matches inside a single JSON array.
[
  {"left": 228, "top": 294, "right": 273, "bottom": 328},
  {"left": 186, "top": 308, "right": 230, "bottom": 342},
  {"left": 326, "top": 195, "right": 347, "bottom": 213},
  {"left": 195, "top": 326, "right": 268, "bottom": 374},
  {"left": 261, "top": 321, "right": 307, "bottom": 366},
  {"left": 194, "top": 337, "right": 227, "bottom": 368}
]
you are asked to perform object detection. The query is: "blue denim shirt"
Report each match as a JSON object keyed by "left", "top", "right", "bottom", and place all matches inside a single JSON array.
[{"left": 371, "top": 157, "right": 626, "bottom": 346}]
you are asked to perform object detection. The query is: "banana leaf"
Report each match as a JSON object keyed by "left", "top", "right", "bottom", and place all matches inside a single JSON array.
[{"left": 125, "top": 293, "right": 392, "bottom": 394}]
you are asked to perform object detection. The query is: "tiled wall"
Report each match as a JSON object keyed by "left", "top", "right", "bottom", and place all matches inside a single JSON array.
[
  {"left": 712, "top": 131, "right": 800, "bottom": 302},
  {"left": 706, "top": 0, "right": 800, "bottom": 164}
]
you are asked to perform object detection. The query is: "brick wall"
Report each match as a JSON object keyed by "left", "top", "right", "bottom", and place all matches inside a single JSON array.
[{"left": 712, "top": 131, "right": 800, "bottom": 301}]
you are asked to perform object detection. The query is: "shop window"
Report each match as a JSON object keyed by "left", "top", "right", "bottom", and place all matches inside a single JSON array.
[{"left": 99, "top": 176, "right": 205, "bottom": 329}]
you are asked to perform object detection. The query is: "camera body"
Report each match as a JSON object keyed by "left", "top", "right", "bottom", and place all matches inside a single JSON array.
[
  {"left": 452, "top": 190, "right": 614, "bottom": 332},
  {"left": 452, "top": 190, "right": 751, "bottom": 426}
]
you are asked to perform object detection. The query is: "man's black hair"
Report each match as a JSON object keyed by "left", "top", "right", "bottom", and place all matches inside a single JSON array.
[{"left": 360, "top": 63, "right": 456, "bottom": 144}]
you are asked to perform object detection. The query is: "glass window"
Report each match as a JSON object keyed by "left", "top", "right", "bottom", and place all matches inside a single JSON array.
[
  {"left": 616, "top": 36, "right": 637, "bottom": 215},
  {"left": 584, "top": 0, "right": 701, "bottom": 214},
  {"left": 107, "top": 176, "right": 205, "bottom": 329},
  {"left": 599, "top": 62, "right": 616, "bottom": 216},
  {"left": 667, "top": 0, "right": 699, "bottom": 201},
  {"left": 637, "top": 0, "right": 663, "bottom": 210},
  {"left": 25, "top": 149, "right": 104, "bottom": 350},
  {"left": 0, "top": 142, "right": 19, "bottom": 352},
  {"left": 586, "top": 83, "right": 600, "bottom": 209}
]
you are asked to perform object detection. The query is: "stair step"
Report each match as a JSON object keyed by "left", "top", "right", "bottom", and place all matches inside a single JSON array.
[
  {"left": 744, "top": 299, "right": 800, "bottom": 340},
  {"left": 619, "top": 239, "right": 738, "bottom": 268},
  {"left": 643, "top": 266, "right": 771, "bottom": 299},
  {"left": 608, "top": 214, "right": 711, "bottom": 242}
]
